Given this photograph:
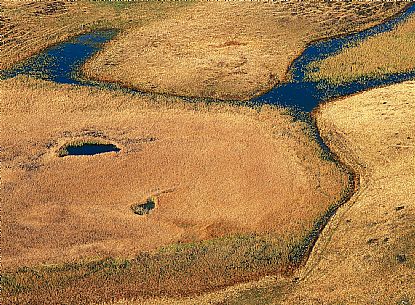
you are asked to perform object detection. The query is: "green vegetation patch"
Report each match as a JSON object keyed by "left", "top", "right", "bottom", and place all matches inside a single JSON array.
[{"left": 2, "top": 233, "right": 303, "bottom": 304}]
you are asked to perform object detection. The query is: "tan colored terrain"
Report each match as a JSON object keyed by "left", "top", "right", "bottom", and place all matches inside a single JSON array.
[
  {"left": 2, "top": 76, "right": 347, "bottom": 303},
  {"left": 0, "top": 0, "right": 189, "bottom": 70},
  {"left": 105, "top": 80, "right": 415, "bottom": 305},
  {"left": 2, "top": 2, "right": 412, "bottom": 304},
  {"left": 280, "top": 81, "right": 415, "bottom": 304},
  {"left": 82, "top": 1, "right": 407, "bottom": 100},
  {"left": 308, "top": 14, "right": 415, "bottom": 83}
]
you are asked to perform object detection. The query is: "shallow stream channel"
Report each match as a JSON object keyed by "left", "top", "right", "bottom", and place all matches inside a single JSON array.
[{"left": 1, "top": 3, "right": 414, "bottom": 262}]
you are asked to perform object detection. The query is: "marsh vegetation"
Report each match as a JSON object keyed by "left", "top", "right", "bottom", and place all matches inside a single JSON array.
[
  {"left": 1, "top": 1, "right": 413, "bottom": 304},
  {"left": 307, "top": 13, "right": 415, "bottom": 83},
  {"left": 1, "top": 76, "right": 348, "bottom": 304},
  {"left": 283, "top": 81, "right": 415, "bottom": 305},
  {"left": 0, "top": 0, "right": 190, "bottom": 70},
  {"left": 81, "top": 1, "right": 407, "bottom": 100}
]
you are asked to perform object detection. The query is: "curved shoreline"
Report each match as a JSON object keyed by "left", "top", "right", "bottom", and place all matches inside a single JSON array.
[
  {"left": 288, "top": 118, "right": 360, "bottom": 270},
  {"left": 297, "top": 106, "right": 363, "bottom": 279},
  {"left": 280, "top": 2, "right": 415, "bottom": 84},
  {"left": 82, "top": 3, "right": 413, "bottom": 302},
  {"left": 2, "top": 3, "right": 414, "bottom": 304},
  {"left": 78, "top": 2, "right": 414, "bottom": 104},
  {"left": 282, "top": 80, "right": 415, "bottom": 304}
]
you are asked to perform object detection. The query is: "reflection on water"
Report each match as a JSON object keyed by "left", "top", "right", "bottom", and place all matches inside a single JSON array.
[
  {"left": 1, "top": 4, "right": 414, "bottom": 112},
  {"left": 1, "top": 30, "right": 117, "bottom": 85},
  {"left": 64, "top": 143, "right": 120, "bottom": 156}
]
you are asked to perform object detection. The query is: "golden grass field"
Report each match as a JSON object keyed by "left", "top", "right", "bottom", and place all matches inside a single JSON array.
[
  {"left": 82, "top": 1, "right": 407, "bottom": 100},
  {"left": 308, "top": 14, "right": 415, "bottom": 83},
  {"left": 1, "top": 76, "right": 348, "bottom": 304},
  {"left": 0, "top": 0, "right": 190, "bottom": 70},
  {"left": 108, "top": 82, "right": 415, "bottom": 305},
  {"left": 2, "top": 1, "right": 413, "bottom": 304},
  {"left": 280, "top": 81, "right": 415, "bottom": 304}
]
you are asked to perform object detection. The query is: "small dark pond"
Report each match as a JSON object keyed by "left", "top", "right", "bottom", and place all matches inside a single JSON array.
[
  {"left": 1, "top": 4, "right": 413, "bottom": 258},
  {"left": 131, "top": 199, "right": 156, "bottom": 215},
  {"left": 1, "top": 4, "right": 414, "bottom": 161},
  {"left": 65, "top": 143, "right": 120, "bottom": 156}
]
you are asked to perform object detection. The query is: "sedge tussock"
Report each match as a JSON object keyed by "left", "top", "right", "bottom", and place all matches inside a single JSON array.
[{"left": 1, "top": 76, "right": 350, "bottom": 303}]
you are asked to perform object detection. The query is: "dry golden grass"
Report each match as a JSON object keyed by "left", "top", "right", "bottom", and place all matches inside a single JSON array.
[
  {"left": 280, "top": 81, "right": 415, "bottom": 304},
  {"left": 82, "top": 1, "right": 407, "bottom": 100},
  {"left": 308, "top": 15, "right": 415, "bottom": 83},
  {"left": 93, "top": 275, "right": 290, "bottom": 305},
  {"left": 2, "top": 2, "right": 409, "bottom": 304},
  {"left": 1, "top": 76, "right": 348, "bottom": 304},
  {"left": 0, "top": 0, "right": 189, "bottom": 70},
  {"left": 95, "top": 276, "right": 292, "bottom": 305},
  {"left": 119, "top": 82, "right": 415, "bottom": 305}
]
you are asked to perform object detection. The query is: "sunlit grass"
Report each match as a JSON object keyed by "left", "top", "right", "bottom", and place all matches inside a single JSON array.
[
  {"left": 307, "top": 15, "right": 415, "bottom": 83},
  {"left": 2, "top": 174, "right": 355, "bottom": 305},
  {"left": 0, "top": 1, "right": 192, "bottom": 70},
  {"left": 1, "top": 76, "right": 352, "bottom": 305}
]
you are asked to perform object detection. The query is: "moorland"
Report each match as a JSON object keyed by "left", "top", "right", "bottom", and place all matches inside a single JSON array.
[
  {"left": 0, "top": 0, "right": 189, "bottom": 70},
  {"left": 308, "top": 13, "right": 415, "bottom": 83},
  {"left": 282, "top": 80, "right": 415, "bottom": 305},
  {"left": 81, "top": 1, "right": 408, "bottom": 100},
  {"left": 1, "top": 1, "right": 414, "bottom": 305},
  {"left": 2, "top": 76, "right": 348, "bottom": 304}
]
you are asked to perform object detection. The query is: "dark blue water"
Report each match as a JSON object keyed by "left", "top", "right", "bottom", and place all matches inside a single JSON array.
[
  {"left": 292, "top": 4, "right": 415, "bottom": 82},
  {"left": 66, "top": 144, "right": 120, "bottom": 156},
  {"left": 252, "top": 3, "right": 415, "bottom": 112},
  {"left": 252, "top": 70, "right": 415, "bottom": 113},
  {"left": 131, "top": 199, "right": 156, "bottom": 215},
  {"left": 1, "top": 5, "right": 414, "bottom": 112},
  {"left": 1, "top": 5, "right": 413, "bottom": 267},
  {"left": 1, "top": 6, "right": 413, "bottom": 113},
  {"left": 0, "top": 30, "right": 117, "bottom": 84}
]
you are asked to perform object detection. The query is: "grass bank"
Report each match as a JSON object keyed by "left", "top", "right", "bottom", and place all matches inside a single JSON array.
[
  {"left": 3, "top": 178, "right": 357, "bottom": 305},
  {"left": 307, "top": 13, "right": 415, "bottom": 83},
  {"left": 2, "top": 233, "right": 297, "bottom": 304},
  {"left": 2, "top": 76, "right": 350, "bottom": 303},
  {"left": 282, "top": 81, "right": 415, "bottom": 304},
  {"left": 81, "top": 1, "right": 407, "bottom": 100},
  {"left": 0, "top": 0, "right": 191, "bottom": 70}
]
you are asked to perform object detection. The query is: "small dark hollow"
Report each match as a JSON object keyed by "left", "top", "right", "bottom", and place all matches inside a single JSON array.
[
  {"left": 131, "top": 198, "right": 156, "bottom": 215},
  {"left": 396, "top": 254, "right": 407, "bottom": 263},
  {"left": 62, "top": 143, "right": 120, "bottom": 156},
  {"left": 367, "top": 238, "right": 378, "bottom": 245},
  {"left": 395, "top": 206, "right": 405, "bottom": 211},
  {"left": 398, "top": 298, "right": 411, "bottom": 305}
]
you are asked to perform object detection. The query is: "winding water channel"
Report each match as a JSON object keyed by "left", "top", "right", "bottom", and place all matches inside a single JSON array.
[
  {"left": 2, "top": 4, "right": 414, "bottom": 157},
  {"left": 253, "top": 3, "right": 415, "bottom": 111},
  {"left": 2, "top": 4, "right": 414, "bottom": 112},
  {"left": 1, "top": 3, "right": 414, "bottom": 264}
]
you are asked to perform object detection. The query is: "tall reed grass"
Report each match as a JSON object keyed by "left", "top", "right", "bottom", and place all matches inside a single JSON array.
[{"left": 307, "top": 16, "right": 415, "bottom": 83}]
